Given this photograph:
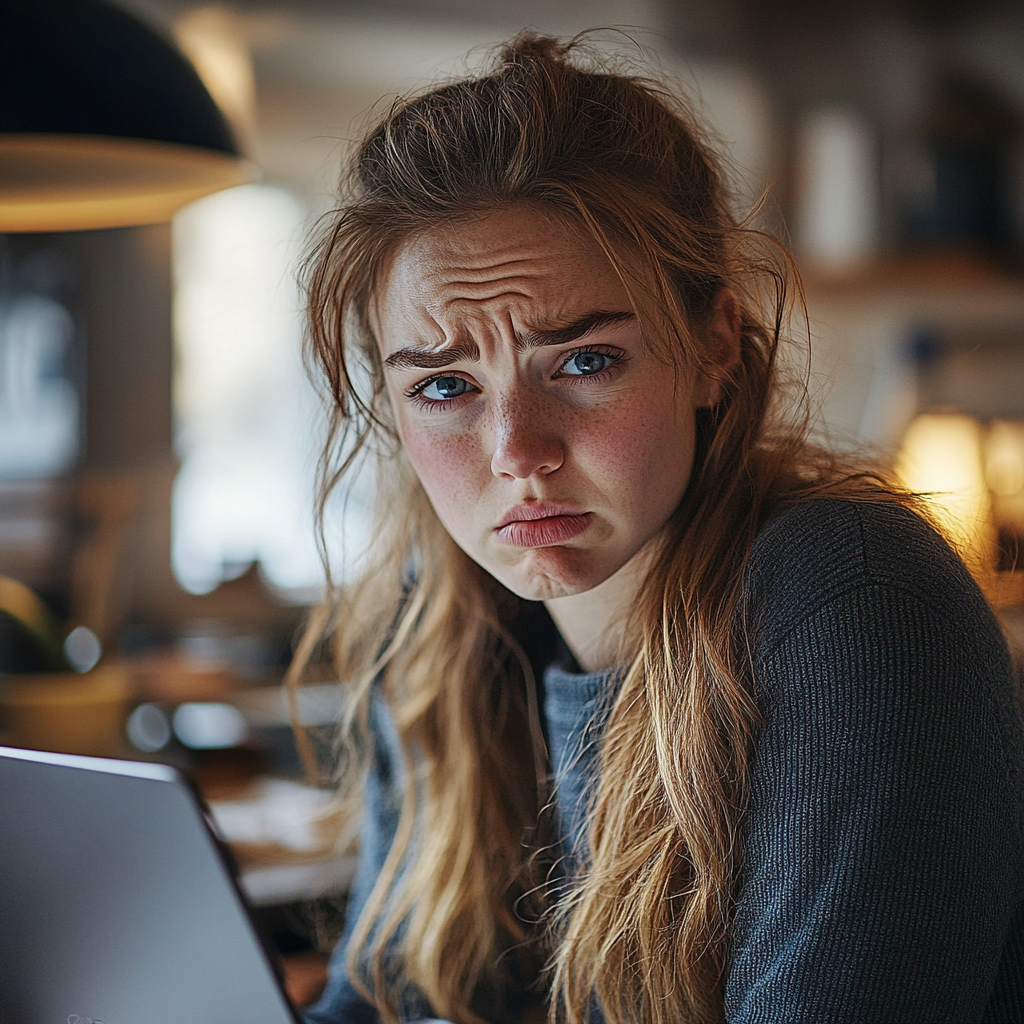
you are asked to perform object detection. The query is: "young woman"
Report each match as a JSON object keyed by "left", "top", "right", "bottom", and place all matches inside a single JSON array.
[{"left": 297, "top": 33, "right": 1024, "bottom": 1024}]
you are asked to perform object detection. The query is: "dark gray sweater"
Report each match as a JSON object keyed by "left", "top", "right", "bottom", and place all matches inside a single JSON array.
[{"left": 307, "top": 500, "right": 1024, "bottom": 1023}]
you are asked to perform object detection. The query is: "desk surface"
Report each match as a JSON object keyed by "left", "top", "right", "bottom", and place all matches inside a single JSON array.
[{"left": 207, "top": 775, "right": 357, "bottom": 907}]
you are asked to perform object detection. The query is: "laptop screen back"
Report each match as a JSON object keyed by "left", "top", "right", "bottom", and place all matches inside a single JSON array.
[{"left": 0, "top": 745, "right": 301, "bottom": 1024}]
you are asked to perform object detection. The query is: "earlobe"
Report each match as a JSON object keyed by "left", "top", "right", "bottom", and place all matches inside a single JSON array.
[{"left": 696, "top": 288, "right": 742, "bottom": 407}]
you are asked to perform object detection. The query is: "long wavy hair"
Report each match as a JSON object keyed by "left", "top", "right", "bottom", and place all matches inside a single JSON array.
[{"left": 293, "top": 32, "right": 908, "bottom": 1024}]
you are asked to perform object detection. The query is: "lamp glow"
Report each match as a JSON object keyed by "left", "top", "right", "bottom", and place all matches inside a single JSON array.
[
  {"left": 894, "top": 413, "right": 996, "bottom": 570},
  {"left": 0, "top": 135, "right": 251, "bottom": 233},
  {"left": 174, "top": 8, "right": 257, "bottom": 152}
]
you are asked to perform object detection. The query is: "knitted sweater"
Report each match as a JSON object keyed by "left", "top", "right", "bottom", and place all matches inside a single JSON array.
[{"left": 306, "top": 500, "right": 1024, "bottom": 1023}]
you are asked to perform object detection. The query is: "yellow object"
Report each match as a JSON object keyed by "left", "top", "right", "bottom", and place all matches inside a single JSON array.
[
  {"left": 0, "top": 576, "right": 55, "bottom": 638},
  {"left": 894, "top": 413, "right": 997, "bottom": 572},
  {"left": 0, "top": 575, "right": 65, "bottom": 669},
  {"left": 0, "top": 134, "right": 253, "bottom": 232},
  {"left": 0, "top": 667, "right": 131, "bottom": 756},
  {"left": 986, "top": 421, "right": 1024, "bottom": 539}
]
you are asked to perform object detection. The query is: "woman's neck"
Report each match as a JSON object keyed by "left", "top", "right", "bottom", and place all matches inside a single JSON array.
[{"left": 544, "top": 550, "right": 649, "bottom": 672}]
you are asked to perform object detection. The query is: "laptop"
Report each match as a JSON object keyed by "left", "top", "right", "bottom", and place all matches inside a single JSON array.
[{"left": 0, "top": 744, "right": 304, "bottom": 1024}]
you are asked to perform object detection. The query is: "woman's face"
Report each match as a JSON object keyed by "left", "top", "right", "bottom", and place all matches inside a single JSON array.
[{"left": 373, "top": 206, "right": 724, "bottom": 603}]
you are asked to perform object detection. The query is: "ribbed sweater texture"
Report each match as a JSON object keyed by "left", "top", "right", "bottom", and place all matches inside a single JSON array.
[{"left": 307, "top": 500, "right": 1024, "bottom": 1023}]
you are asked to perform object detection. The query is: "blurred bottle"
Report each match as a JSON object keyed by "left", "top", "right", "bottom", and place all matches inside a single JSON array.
[{"left": 794, "top": 106, "right": 878, "bottom": 272}]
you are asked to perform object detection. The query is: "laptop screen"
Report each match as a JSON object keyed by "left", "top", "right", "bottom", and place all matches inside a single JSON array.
[{"left": 0, "top": 745, "right": 301, "bottom": 1024}]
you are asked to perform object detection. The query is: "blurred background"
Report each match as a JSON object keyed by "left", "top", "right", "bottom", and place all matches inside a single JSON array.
[{"left": 1, "top": 0, "right": 1023, "bottom": 1004}]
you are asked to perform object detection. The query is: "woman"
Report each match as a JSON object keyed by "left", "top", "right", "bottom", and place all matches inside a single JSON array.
[{"left": 297, "top": 33, "right": 1024, "bottom": 1024}]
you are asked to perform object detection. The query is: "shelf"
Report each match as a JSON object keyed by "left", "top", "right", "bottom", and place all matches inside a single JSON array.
[{"left": 800, "top": 252, "right": 1024, "bottom": 299}]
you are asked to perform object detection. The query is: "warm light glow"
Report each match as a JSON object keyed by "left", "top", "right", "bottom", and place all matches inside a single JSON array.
[
  {"left": 174, "top": 8, "right": 257, "bottom": 152},
  {"left": 0, "top": 134, "right": 253, "bottom": 232},
  {"left": 894, "top": 413, "right": 996, "bottom": 569},
  {"left": 986, "top": 422, "right": 1024, "bottom": 497},
  {"left": 986, "top": 421, "right": 1024, "bottom": 537}
]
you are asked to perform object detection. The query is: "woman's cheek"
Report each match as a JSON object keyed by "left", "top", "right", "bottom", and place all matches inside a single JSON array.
[
  {"left": 577, "top": 400, "right": 695, "bottom": 509},
  {"left": 402, "top": 423, "right": 488, "bottom": 521},
  {"left": 578, "top": 404, "right": 660, "bottom": 473}
]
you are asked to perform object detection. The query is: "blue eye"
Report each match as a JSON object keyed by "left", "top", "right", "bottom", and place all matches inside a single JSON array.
[
  {"left": 419, "top": 375, "right": 471, "bottom": 401},
  {"left": 562, "top": 351, "right": 611, "bottom": 376}
]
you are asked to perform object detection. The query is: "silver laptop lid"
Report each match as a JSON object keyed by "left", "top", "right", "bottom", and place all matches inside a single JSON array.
[{"left": 0, "top": 745, "right": 301, "bottom": 1024}]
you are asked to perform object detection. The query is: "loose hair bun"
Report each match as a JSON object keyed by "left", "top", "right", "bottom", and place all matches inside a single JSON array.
[{"left": 496, "top": 30, "right": 573, "bottom": 67}]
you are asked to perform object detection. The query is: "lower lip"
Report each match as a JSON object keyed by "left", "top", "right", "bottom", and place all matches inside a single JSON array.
[{"left": 495, "top": 513, "right": 592, "bottom": 547}]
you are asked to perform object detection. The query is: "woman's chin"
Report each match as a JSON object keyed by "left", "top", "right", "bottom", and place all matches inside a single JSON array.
[{"left": 486, "top": 547, "right": 619, "bottom": 603}]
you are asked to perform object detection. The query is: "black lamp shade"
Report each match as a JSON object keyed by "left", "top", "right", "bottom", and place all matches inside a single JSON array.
[
  {"left": 1, "top": 0, "right": 239, "bottom": 154},
  {"left": 0, "top": 0, "right": 252, "bottom": 232}
]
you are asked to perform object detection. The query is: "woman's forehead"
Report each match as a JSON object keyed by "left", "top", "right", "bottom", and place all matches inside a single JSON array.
[
  {"left": 390, "top": 207, "right": 609, "bottom": 280},
  {"left": 370, "top": 207, "right": 633, "bottom": 338}
]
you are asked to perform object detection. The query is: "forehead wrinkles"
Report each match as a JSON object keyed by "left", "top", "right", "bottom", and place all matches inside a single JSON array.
[
  {"left": 419, "top": 250, "right": 569, "bottom": 301},
  {"left": 413, "top": 257, "right": 579, "bottom": 344},
  {"left": 423, "top": 273, "right": 547, "bottom": 328},
  {"left": 375, "top": 210, "right": 630, "bottom": 352}
]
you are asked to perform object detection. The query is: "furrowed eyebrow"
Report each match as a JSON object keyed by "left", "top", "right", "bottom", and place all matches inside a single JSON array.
[
  {"left": 384, "top": 341, "right": 479, "bottom": 370},
  {"left": 516, "top": 310, "right": 636, "bottom": 351},
  {"left": 382, "top": 310, "right": 635, "bottom": 370}
]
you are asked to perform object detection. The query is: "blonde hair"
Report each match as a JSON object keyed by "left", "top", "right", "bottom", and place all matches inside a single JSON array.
[{"left": 296, "top": 33, "right": 908, "bottom": 1024}]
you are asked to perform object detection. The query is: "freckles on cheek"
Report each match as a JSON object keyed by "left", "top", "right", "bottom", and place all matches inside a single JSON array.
[
  {"left": 574, "top": 401, "right": 694, "bottom": 499},
  {"left": 579, "top": 407, "right": 659, "bottom": 471},
  {"left": 402, "top": 429, "right": 483, "bottom": 509}
]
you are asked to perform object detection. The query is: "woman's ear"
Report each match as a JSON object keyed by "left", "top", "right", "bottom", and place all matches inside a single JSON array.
[{"left": 695, "top": 288, "right": 741, "bottom": 407}]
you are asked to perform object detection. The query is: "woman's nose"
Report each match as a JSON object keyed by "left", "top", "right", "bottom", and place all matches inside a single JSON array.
[{"left": 489, "top": 393, "right": 564, "bottom": 480}]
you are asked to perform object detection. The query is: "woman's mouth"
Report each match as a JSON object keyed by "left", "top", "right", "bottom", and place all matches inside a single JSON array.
[{"left": 494, "top": 504, "right": 593, "bottom": 547}]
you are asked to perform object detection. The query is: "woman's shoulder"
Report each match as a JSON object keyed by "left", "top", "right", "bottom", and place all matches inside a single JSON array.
[
  {"left": 748, "top": 496, "right": 962, "bottom": 587},
  {"left": 737, "top": 498, "right": 1021, "bottom": 781},
  {"left": 740, "top": 497, "right": 997, "bottom": 665},
  {"left": 730, "top": 499, "right": 1024, "bottom": 1023}
]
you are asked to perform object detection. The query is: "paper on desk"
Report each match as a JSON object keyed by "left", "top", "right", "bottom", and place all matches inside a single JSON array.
[{"left": 208, "top": 777, "right": 337, "bottom": 853}]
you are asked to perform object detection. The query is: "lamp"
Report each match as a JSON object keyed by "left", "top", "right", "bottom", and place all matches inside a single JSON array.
[
  {"left": 0, "top": 0, "right": 253, "bottom": 232},
  {"left": 894, "top": 412, "right": 996, "bottom": 571},
  {"left": 895, "top": 412, "right": 1024, "bottom": 608}
]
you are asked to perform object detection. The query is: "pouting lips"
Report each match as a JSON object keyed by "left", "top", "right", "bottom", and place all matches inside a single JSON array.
[{"left": 494, "top": 511, "right": 592, "bottom": 547}]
